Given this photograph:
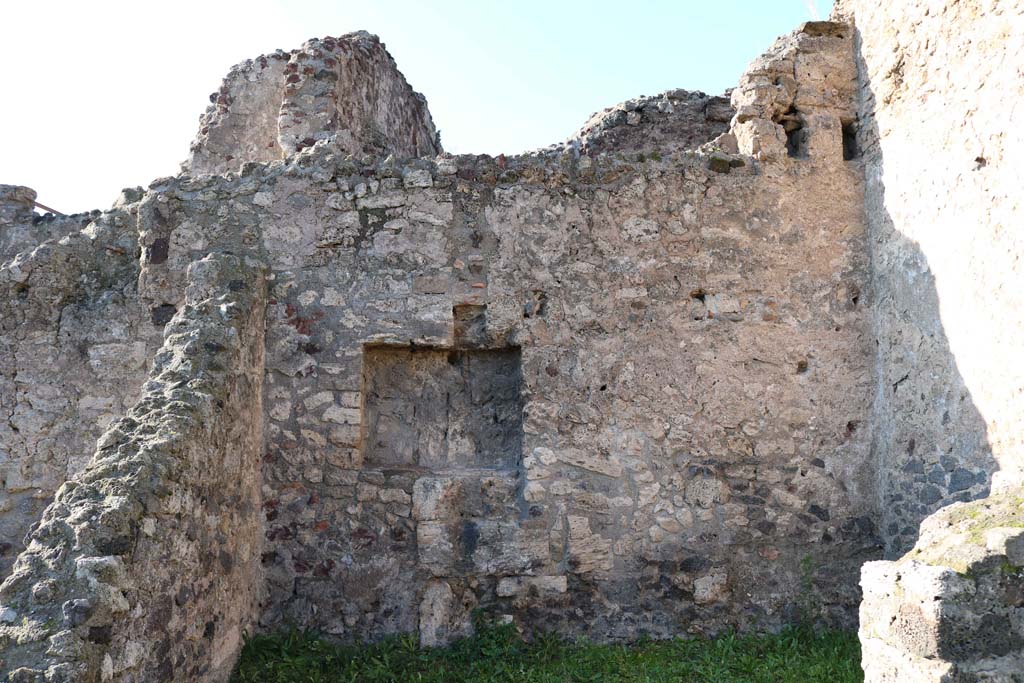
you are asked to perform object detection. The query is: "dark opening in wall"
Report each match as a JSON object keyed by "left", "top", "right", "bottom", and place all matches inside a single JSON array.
[
  {"left": 453, "top": 304, "right": 488, "bottom": 347},
  {"left": 150, "top": 303, "right": 177, "bottom": 326},
  {"left": 842, "top": 120, "right": 860, "bottom": 160},
  {"left": 523, "top": 290, "right": 548, "bottom": 319},
  {"left": 778, "top": 107, "right": 806, "bottom": 158},
  {"left": 361, "top": 345, "right": 523, "bottom": 470},
  {"left": 786, "top": 127, "right": 807, "bottom": 158}
]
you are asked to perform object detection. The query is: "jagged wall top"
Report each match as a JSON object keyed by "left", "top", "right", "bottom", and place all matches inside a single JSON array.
[
  {"left": 183, "top": 32, "right": 442, "bottom": 176},
  {"left": 568, "top": 90, "right": 732, "bottom": 156},
  {"left": 727, "top": 21, "right": 856, "bottom": 163}
]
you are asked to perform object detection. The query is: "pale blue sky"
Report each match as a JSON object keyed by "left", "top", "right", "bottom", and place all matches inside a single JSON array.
[{"left": 2, "top": 0, "right": 832, "bottom": 213}]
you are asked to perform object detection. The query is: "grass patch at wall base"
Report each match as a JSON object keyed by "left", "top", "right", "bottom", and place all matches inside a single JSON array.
[{"left": 232, "top": 623, "right": 862, "bottom": 683}]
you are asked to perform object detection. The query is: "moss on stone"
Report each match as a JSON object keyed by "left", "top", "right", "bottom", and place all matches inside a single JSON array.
[{"left": 901, "top": 493, "right": 1024, "bottom": 574}]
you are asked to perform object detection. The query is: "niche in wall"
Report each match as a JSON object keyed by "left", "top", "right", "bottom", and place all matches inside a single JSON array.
[{"left": 360, "top": 346, "right": 523, "bottom": 470}]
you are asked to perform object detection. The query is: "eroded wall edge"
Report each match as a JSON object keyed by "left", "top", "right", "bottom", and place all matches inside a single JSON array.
[{"left": 0, "top": 253, "right": 267, "bottom": 682}]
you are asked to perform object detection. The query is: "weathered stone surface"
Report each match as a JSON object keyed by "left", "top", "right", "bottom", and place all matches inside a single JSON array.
[
  {"left": 418, "top": 580, "right": 476, "bottom": 648},
  {"left": 859, "top": 495, "right": 1024, "bottom": 683},
  {"left": 0, "top": 253, "right": 267, "bottom": 681},
  {"left": 729, "top": 20, "right": 855, "bottom": 163},
  {"left": 570, "top": 90, "right": 732, "bottom": 157},
  {"left": 0, "top": 186, "right": 110, "bottom": 266},
  {"left": 184, "top": 32, "right": 441, "bottom": 176},
  {"left": 5, "top": 2, "right": 1021, "bottom": 677},
  {"left": 1, "top": 24, "right": 879, "bottom": 666},
  {"left": 0, "top": 199, "right": 162, "bottom": 580},
  {"left": 834, "top": 0, "right": 1021, "bottom": 556},
  {"left": 825, "top": 1, "right": 1024, "bottom": 677}
]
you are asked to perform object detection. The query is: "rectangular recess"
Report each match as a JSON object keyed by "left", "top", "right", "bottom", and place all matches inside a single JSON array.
[{"left": 360, "top": 346, "right": 523, "bottom": 470}]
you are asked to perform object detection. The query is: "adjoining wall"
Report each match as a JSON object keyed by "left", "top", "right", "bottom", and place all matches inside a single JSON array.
[
  {"left": 833, "top": 0, "right": 1024, "bottom": 680},
  {"left": 184, "top": 32, "right": 441, "bottom": 176},
  {"left": 836, "top": 0, "right": 1022, "bottom": 554},
  {"left": 0, "top": 253, "right": 267, "bottom": 682}
]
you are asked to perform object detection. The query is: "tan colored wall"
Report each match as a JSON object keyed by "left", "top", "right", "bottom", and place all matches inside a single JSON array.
[
  {"left": 835, "top": 1, "right": 1024, "bottom": 680},
  {"left": 836, "top": 0, "right": 1024, "bottom": 554}
]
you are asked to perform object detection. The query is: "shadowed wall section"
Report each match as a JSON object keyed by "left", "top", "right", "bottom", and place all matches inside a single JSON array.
[{"left": 834, "top": 0, "right": 1024, "bottom": 680}]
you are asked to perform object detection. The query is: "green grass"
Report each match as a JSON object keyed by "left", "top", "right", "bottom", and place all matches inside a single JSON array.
[{"left": 232, "top": 621, "right": 863, "bottom": 683}]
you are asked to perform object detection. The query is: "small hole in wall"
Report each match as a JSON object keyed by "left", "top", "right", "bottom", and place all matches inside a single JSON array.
[
  {"left": 974, "top": 156, "right": 987, "bottom": 170},
  {"left": 842, "top": 121, "right": 861, "bottom": 160},
  {"left": 300, "top": 341, "right": 322, "bottom": 355},
  {"left": 150, "top": 304, "right": 177, "bottom": 326},
  {"left": 778, "top": 107, "right": 806, "bottom": 158},
  {"left": 146, "top": 237, "right": 170, "bottom": 265},
  {"left": 796, "top": 359, "right": 809, "bottom": 374},
  {"left": 786, "top": 127, "right": 807, "bottom": 158},
  {"left": 523, "top": 290, "right": 548, "bottom": 318},
  {"left": 600, "top": 384, "right": 608, "bottom": 391},
  {"left": 690, "top": 288, "right": 707, "bottom": 303}
]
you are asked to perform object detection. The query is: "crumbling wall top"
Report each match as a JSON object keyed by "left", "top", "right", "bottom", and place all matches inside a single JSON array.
[
  {"left": 184, "top": 31, "right": 442, "bottom": 176},
  {"left": 568, "top": 89, "right": 732, "bottom": 156},
  {"left": 0, "top": 186, "right": 36, "bottom": 227}
]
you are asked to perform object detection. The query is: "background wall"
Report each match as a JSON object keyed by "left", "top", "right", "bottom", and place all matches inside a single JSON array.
[
  {"left": 0, "top": 197, "right": 161, "bottom": 579},
  {"left": 0, "top": 254, "right": 267, "bottom": 682}
]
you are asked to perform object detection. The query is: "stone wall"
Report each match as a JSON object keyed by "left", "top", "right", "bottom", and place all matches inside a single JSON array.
[
  {"left": 835, "top": 0, "right": 1023, "bottom": 554},
  {"left": 833, "top": 0, "right": 1024, "bottom": 680},
  {"left": 0, "top": 19, "right": 883, "bottom": 672},
  {"left": 122, "top": 97, "right": 876, "bottom": 642},
  {"left": 136, "top": 20, "right": 877, "bottom": 644},
  {"left": 0, "top": 253, "right": 267, "bottom": 682},
  {"left": 184, "top": 31, "right": 441, "bottom": 176},
  {"left": 0, "top": 195, "right": 162, "bottom": 579},
  {"left": 10, "top": 7, "right": 1017, "bottom": 678}
]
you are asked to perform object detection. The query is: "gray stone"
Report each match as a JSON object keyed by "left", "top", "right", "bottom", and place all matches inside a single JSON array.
[{"left": 3, "top": 4, "right": 1021, "bottom": 679}]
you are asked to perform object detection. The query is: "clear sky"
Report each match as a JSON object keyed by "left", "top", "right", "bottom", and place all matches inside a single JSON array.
[{"left": 2, "top": 0, "right": 833, "bottom": 214}]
